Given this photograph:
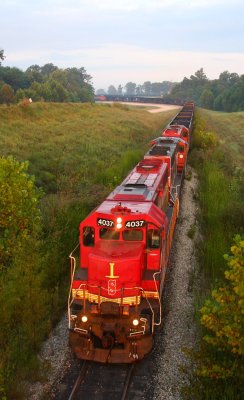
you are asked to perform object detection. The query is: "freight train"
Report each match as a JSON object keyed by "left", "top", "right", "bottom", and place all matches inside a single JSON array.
[{"left": 68, "top": 102, "right": 194, "bottom": 363}]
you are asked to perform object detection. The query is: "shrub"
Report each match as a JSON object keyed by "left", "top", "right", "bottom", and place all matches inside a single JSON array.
[
  {"left": 183, "top": 236, "right": 244, "bottom": 400},
  {"left": 200, "top": 235, "right": 244, "bottom": 364}
]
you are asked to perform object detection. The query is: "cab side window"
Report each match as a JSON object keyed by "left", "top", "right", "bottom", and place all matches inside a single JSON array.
[
  {"left": 83, "top": 226, "right": 95, "bottom": 247},
  {"left": 147, "top": 229, "right": 160, "bottom": 249}
]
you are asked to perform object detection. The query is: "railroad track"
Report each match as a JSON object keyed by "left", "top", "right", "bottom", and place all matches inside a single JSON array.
[
  {"left": 68, "top": 362, "right": 135, "bottom": 400},
  {"left": 67, "top": 361, "right": 91, "bottom": 400}
]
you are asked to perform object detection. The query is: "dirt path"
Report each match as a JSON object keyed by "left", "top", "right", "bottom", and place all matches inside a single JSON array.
[
  {"left": 100, "top": 101, "right": 180, "bottom": 113},
  {"left": 121, "top": 102, "right": 180, "bottom": 113}
]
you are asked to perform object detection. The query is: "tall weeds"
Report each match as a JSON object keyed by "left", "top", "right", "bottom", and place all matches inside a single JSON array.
[
  {"left": 189, "top": 111, "right": 243, "bottom": 282},
  {"left": 185, "top": 109, "right": 244, "bottom": 399}
]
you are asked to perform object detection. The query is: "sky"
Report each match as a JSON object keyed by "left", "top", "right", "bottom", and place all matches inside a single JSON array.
[{"left": 1, "top": 0, "right": 244, "bottom": 91}]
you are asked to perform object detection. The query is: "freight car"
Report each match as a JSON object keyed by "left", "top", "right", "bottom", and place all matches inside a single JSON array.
[{"left": 68, "top": 102, "right": 194, "bottom": 363}]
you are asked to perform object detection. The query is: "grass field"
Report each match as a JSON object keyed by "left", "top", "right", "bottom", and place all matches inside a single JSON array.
[
  {"left": 0, "top": 102, "right": 177, "bottom": 196},
  {"left": 199, "top": 108, "right": 244, "bottom": 166},
  {"left": 190, "top": 108, "right": 243, "bottom": 282}
]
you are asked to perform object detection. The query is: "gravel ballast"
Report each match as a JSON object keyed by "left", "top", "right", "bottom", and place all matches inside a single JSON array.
[{"left": 152, "top": 167, "right": 199, "bottom": 399}]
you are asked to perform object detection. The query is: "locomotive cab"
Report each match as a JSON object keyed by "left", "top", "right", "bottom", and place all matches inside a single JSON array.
[
  {"left": 148, "top": 136, "right": 188, "bottom": 173},
  {"left": 162, "top": 124, "right": 190, "bottom": 144}
]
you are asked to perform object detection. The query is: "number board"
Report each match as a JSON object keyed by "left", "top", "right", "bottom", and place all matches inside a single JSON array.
[
  {"left": 125, "top": 220, "right": 145, "bottom": 228},
  {"left": 97, "top": 218, "right": 114, "bottom": 227}
]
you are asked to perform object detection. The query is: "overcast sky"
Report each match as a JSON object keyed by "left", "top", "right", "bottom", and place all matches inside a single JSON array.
[{"left": 1, "top": 0, "right": 244, "bottom": 90}]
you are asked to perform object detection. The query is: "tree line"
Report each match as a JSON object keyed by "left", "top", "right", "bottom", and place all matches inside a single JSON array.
[
  {"left": 98, "top": 68, "right": 244, "bottom": 112},
  {"left": 1, "top": 46, "right": 243, "bottom": 112},
  {"left": 96, "top": 81, "right": 176, "bottom": 97},
  {"left": 164, "top": 68, "right": 244, "bottom": 112},
  {"left": 0, "top": 53, "right": 94, "bottom": 104}
]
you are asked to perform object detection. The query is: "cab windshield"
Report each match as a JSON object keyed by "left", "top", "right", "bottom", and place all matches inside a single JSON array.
[
  {"left": 99, "top": 228, "right": 143, "bottom": 241},
  {"left": 99, "top": 228, "right": 120, "bottom": 240},
  {"left": 122, "top": 229, "right": 143, "bottom": 241}
]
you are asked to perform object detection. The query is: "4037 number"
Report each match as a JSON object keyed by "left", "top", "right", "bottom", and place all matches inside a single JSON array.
[
  {"left": 125, "top": 220, "right": 145, "bottom": 228},
  {"left": 97, "top": 218, "right": 114, "bottom": 227}
]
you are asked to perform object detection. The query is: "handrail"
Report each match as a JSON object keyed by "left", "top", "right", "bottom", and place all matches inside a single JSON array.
[
  {"left": 170, "top": 183, "right": 180, "bottom": 204},
  {"left": 153, "top": 271, "right": 161, "bottom": 327},
  {"left": 68, "top": 243, "right": 80, "bottom": 328}
]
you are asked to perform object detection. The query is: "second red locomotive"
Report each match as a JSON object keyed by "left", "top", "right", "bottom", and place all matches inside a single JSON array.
[{"left": 68, "top": 102, "right": 194, "bottom": 363}]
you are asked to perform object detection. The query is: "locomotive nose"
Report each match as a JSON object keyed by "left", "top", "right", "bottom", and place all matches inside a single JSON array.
[{"left": 88, "top": 241, "right": 144, "bottom": 289}]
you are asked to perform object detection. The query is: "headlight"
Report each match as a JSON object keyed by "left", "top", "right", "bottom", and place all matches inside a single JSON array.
[
  {"left": 132, "top": 318, "right": 139, "bottom": 326},
  {"left": 81, "top": 315, "right": 88, "bottom": 323},
  {"left": 116, "top": 217, "right": 122, "bottom": 229}
]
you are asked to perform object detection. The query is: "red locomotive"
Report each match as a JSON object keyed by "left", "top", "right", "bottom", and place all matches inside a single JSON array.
[{"left": 68, "top": 102, "right": 194, "bottom": 363}]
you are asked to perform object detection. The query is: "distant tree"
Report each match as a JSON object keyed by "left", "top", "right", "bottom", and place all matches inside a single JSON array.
[
  {"left": 229, "top": 73, "right": 240, "bottom": 86},
  {"left": 117, "top": 84, "right": 123, "bottom": 95},
  {"left": 124, "top": 82, "right": 136, "bottom": 95},
  {"left": 213, "top": 94, "right": 224, "bottom": 111},
  {"left": 150, "top": 82, "right": 161, "bottom": 96},
  {"left": 0, "top": 49, "right": 5, "bottom": 65},
  {"left": 45, "top": 79, "right": 69, "bottom": 102},
  {"left": 142, "top": 81, "right": 152, "bottom": 95},
  {"left": 107, "top": 85, "right": 117, "bottom": 95},
  {"left": 0, "top": 66, "right": 29, "bottom": 90},
  {"left": 25, "top": 65, "right": 43, "bottom": 84},
  {"left": 191, "top": 68, "right": 208, "bottom": 82},
  {"left": 15, "top": 88, "right": 28, "bottom": 102},
  {"left": 234, "top": 74, "right": 244, "bottom": 110},
  {"left": 219, "top": 71, "right": 239, "bottom": 86},
  {"left": 96, "top": 88, "right": 106, "bottom": 95},
  {"left": 135, "top": 84, "right": 143, "bottom": 95},
  {"left": 200, "top": 89, "right": 214, "bottom": 109},
  {"left": 78, "top": 86, "right": 94, "bottom": 102},
  {"left": 65, "top": 67, "right": 94, "bottom": 101},
  {"left": 66, "top": 67, "right": 92, "bottom": 87},
  {"left": 0, "top": 83, "right": 15, "bottom": 105},
  {"left": 50, "top": 69, "right": 69, "bottom": 88},
  {"left": 26, "top": 64, "right": 41, "bottom": 73},
  {"left": 41, "top": 63, "right": 58, "bottom": 77},
  {"left": 219, "top": 70, "right": 232, "bottom": 83}
]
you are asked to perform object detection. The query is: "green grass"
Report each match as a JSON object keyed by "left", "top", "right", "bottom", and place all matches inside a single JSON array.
[
  {"left": 199, "top": 108, "right": 244, "bottom": 166},
  {"left": 0, "top": 102, "right": 176, "bottom": 196},
  {"left": 189, "top": 108, "right": 243, "bottom": 282}
]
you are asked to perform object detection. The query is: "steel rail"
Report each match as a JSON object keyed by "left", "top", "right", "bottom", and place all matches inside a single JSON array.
[
  {"left": 67, "top": 361, "right": 90, "bottom": 400},
  {"left": 120, "top": 364, "right": 135, "bottom": 400}
]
